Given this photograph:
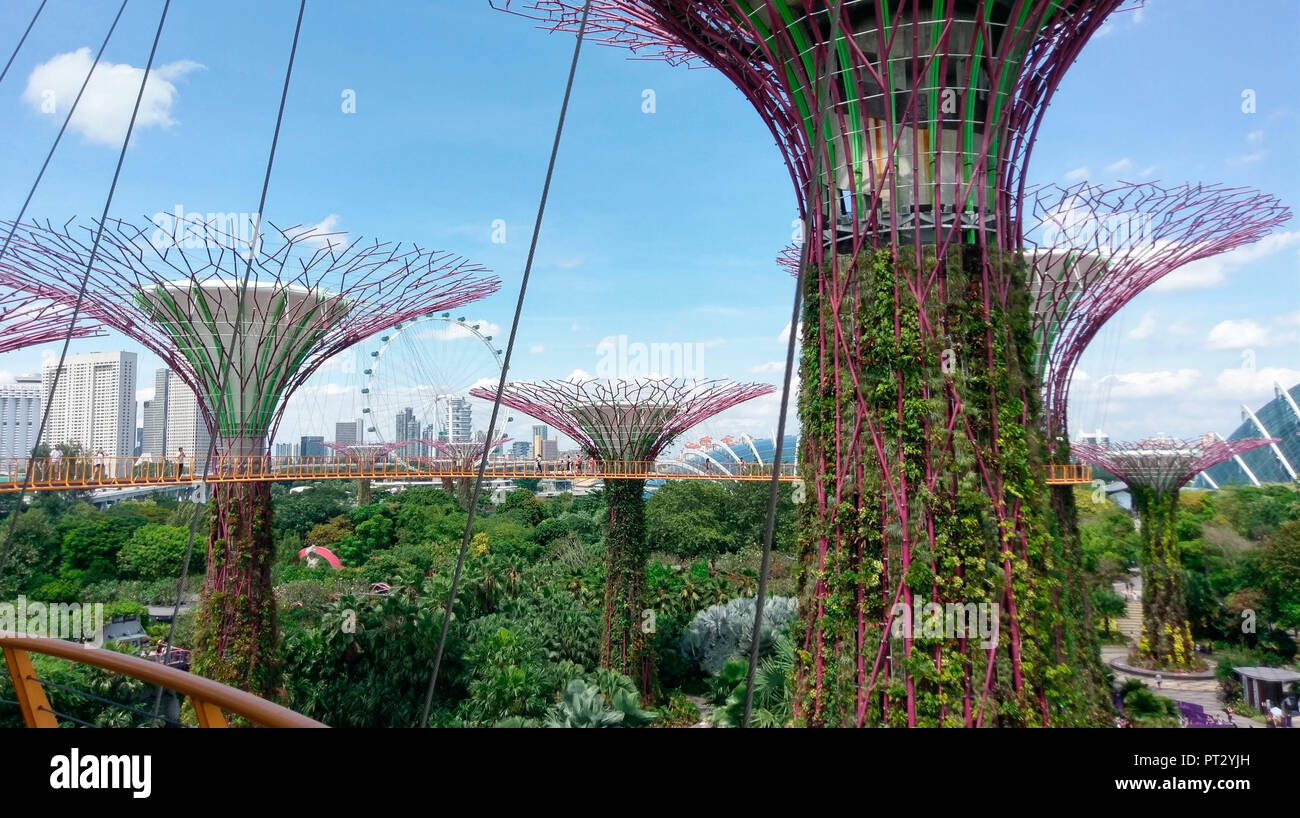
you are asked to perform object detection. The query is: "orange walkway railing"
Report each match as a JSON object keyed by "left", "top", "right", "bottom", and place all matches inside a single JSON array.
[
  {"left": 0, "top": 455, "right": 1092, "bottom": 493},
  {"left": 1044, "top": 463, "right": 1094, "bottom": 485},
  {"left": 1, "top": 633, "right": 324, "bottom": 728},
  {"left": 0, "top": 454, "right": 800, "bottom": 493}
]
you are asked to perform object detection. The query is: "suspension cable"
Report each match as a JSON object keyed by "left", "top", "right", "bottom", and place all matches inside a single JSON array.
[
  {"left": 154, "top": 0, "right": 307, "bottom": 716},
  {"left": 418, "top": 0, "right": 594, "bottom": 729},
  {"left": 0, "top": 0, "right": 48, "bottom": 88},
  {"left": 0, "top": 0, "right": 154, "bottom": 585}
]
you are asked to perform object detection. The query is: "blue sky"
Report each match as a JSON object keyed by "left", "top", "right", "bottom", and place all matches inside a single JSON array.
[{"left": 0, "top": 0, "right": 1296, "bottom": 453}]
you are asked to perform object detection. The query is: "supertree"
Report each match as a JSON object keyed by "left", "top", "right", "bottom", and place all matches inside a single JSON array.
[
  {"left": 470, "top": 378, "right": 773, "bottom": 693},
  {"left": 1070, "top": 435, "right": 1277, "bottom": 669},
  {"left": 0, "top": 286, "right": 104, "bottom": 353},
  {"left": 1021, "top": 181, "right": 1288, "bottom": 700},
  {"left": 498, "top": 0, "right": 1132, "bottom": 727},
  {"left": 0, "top": 214, "right": 498, "bottom": 694},
  {"left": 430, "top": 436, "right": 511, "bottom": 509},
  {"left": 322, "top": 440, "right": 409, "bottom": 504},
  {"left": 1024, "top": 182, "right": 1290, "bottom": 442}
]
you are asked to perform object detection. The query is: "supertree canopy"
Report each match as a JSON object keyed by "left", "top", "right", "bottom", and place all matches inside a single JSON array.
[
  {"left": 500, "top": 0, "right": 1132, "bottom": 727},
  {"left": 0, "top": 287, "right": 104, "bottom": 353},
  {"left": 0, "top": 214, "right": 498, "bottom": 694},
  {"left": 430, "top": 437, "right": 512, "bottom": 460},
  {"left": 472, "top": 378, "right": 773, "bottom": 693},
  {"left": 1071, "top": 435, "right": 1277, "bottom": 668},
  {"left": 431, "top": 436, "right": 512, "bottom": 508},
  {"left": 1025, "top": 182, "right": 1290, "bottom": 440}
]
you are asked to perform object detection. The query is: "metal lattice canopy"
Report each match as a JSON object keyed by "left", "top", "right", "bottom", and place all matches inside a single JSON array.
[
  {"left": 498, "top": 0, "right": 1128, "bottom": 265},
  {"left": 1071, "top": 434, "right": 1278, "bottom": 494},
  {"left": 0, "top": 215, "right": 499, "bottom": 452},
  {"left": 431, "top": 438, "right": 512, "bottom": 459},
  {"left": 0, "top": 285, "right": 104, "bottom": 354},
  {"left": 322, "top": 440, "right": 409, "bottom": 460},
  {"left": 1024, "top": 182, "right": 1290, "bottom": 437},
  {"left": 470, "top": 378, "right": 774, "bottom": 462}
]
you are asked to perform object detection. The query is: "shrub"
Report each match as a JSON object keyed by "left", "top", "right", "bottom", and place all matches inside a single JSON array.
[{"left": 679, "top": 595, "right": 798, "bottom": 675}]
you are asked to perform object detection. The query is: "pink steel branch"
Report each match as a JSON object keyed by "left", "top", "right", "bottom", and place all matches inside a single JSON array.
[
  {"left": 1025, "top": 182, "right": 1290, "bottom": 440},
  {"left": 470, "top": 378, "right": 774, "bottom": 461},
  {"left": 0, "top": 287, "right": 104, "bottom": 353}
]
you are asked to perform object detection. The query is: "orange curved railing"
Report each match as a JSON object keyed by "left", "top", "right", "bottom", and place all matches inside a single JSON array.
[{"left": 1, "top": 633, "right": 325, "bottom": 728}]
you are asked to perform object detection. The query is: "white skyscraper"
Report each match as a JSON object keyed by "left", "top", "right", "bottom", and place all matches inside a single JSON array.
[
  {"left": 0, "top": 375, "right": 42, "bottom": 466},
  {"left": 447, "top": 398, "right": 472, "bottom": 443},
  {"left": 165, "top": 373, "right": 210, "bottom": 471},
  {"left": 141, "top": 368, "right": 170, "bottom": 457},
  {"left": 41, "top": 351, "right": 137, "bottom": 460}
]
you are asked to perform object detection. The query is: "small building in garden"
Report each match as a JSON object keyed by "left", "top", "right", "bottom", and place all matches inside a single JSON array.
[{"left": 1234, "top": 666, "right": 1300, "bottom": 712}]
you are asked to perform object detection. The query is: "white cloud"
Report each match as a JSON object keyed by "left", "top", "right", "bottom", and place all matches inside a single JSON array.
[
  {"left": 1095, "top": 21, "right": 1116, "bottom": 37},
  {"left": 1206, "top": 319, "right": 1271, "bottom": 350},
  {"left": 565, "top": 368, "right": 592, "bottom": 382},
  {"left": 290, "top": 214, "right": 344, "bottom": 249},
  {"left": 528, "top": 344, "right": 545, "bottom": 354},
  {"left": 1246, "top": 129, "right": 1265, "bottom": 145},
  {"left": 1064, "top": 166, "right": 1090, "bottom": 181},
  {"left": 1151, "top": 230, "right": 1300, "bottom": 291},
  {"left": 1132, "top": 6, "right": 1146, "bottom": 23},
  {"left": 1228, "top": 150, "right": 1268, "bottom": 167},
  {"left": 136, "top": 387, "right": 154, "bottom": 403},
  {"left": 777, "top": 321, "right": 803, "bottom": 342},
  {"left": 1127, "top": 311, "right": 1157, "bottom": 340},
  {"left": 1139, "top": 165, "right": 1158, "bottom": 177},
  {"left": 748, "top": 361, "right": 785, "bottom": 374},
  {"left": 1099, "top": 368, "right": 1200, "bottom": 398},
  {"left": 1105, "top": 158, "right": 1134, "bottom": 174},
  {"left": 556, "top": 255, "right": 585, "bottom": 269},
  {"left": 1214, "top": 366, "right": 1300, "bottom": 396},
  {"left": 23, "top": 49, "right": 201, "bottom": 145}
]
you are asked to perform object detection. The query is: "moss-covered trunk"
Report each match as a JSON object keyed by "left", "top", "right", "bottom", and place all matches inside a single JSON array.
[
  {"left": 793, "top": 245, "right": 1106, "bottom": 727},
  {"left": 601, "top": 477, "right": 652, "bottom": 696},
  {"left": 1132, "top": 486, "right": 1195, "bottom": 668},
  {"left": 193, "top": 479, "right": 280, "bottom": 698}
]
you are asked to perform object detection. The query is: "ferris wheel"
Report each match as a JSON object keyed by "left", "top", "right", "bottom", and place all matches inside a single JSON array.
[{"left": 360, "top": 313, "right": 504, "bottom": 445}]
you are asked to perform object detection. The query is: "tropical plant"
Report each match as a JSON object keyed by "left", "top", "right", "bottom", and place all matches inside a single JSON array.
[{"left": 679, "top": 595, "right": 798, "bottom": 675}]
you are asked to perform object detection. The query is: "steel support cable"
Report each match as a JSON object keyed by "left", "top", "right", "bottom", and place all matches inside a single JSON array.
[
  {"left": 418, "top": 0, "right": 594, "bottom": 729},
  {"left": 0, "top": 0, "right": 158, "bottom": 585},
  {"left": 0, "top": 0, "right": 48, "bottom": 88},
  {"left": 742, "top": 0, "right": 843, "bottom": 729},
  {"left": 153, "top": 0, "right": 306, "bottom": 717}
]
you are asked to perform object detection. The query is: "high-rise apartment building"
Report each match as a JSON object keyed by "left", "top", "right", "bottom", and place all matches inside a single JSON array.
[
  {"left": 334, "top": 420, "right": 361, "bottom": 446},
  {"left": 0, "top": 375, "right": 42, "bottom": 465},
  {"left": 141, "top": 369, "right": 169, "bottom": 457},
  {"left": 447, "top": 398, "right": 472, "bottom": 443},
  {"left": 165, "top": 373, "right": 210, "bottom": 472},
  {"left": 41, "top": 351, "right": 137, "bottom": 459}
]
